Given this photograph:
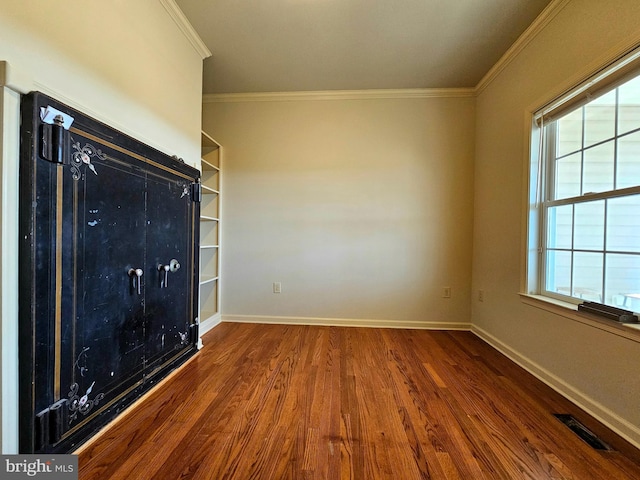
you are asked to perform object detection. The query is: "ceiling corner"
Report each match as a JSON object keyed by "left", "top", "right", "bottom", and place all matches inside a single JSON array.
[
  {"left": 159, "top": 0, "right": 211, "bottom": 60},
  {"left": 475, "top": 0, "right": 572, "bottom": 94}
]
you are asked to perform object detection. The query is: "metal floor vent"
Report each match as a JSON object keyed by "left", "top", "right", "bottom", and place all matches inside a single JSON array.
[{"left": 554, "top": 414, "right": 613, "bottom": 451}]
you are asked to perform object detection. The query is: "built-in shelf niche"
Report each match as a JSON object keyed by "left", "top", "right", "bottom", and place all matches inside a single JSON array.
[{"left": 199, "top": 131, "right": 221, "bottom": 340}]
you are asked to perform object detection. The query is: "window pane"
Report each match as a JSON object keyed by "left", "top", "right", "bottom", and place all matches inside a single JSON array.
[
  {"left": 537, "top": 71, "right": 640, "bottom": 308},
  {"left": 547, "top": 205, "right": 573, "bottom": 249},
  {"left": 572, "top": 252, "right": 603, "bottom": 302},
  {"left": 584, "top": 90, "right": 616, "bottom": 147},
  {"left": 605, "top": 253, "right": 640, "bottom": 310},
  {"left": 574, "top": 200, "right": 604, "bottom": 250},
  {"left": 618, "top": 75, "right": 640, "bottom": 136},
  {"left": 606, "top": 195, "right": 640, "bottom": 253},
  {"left": 557, "top": 108, "right": 582, "bottom": 157},
  {"left": 555, "top": 152, "right": 581, "bottom": 199},
  {"left": 617, "top": 130, "right": 640, "bottom": 189},
  {"left": 546, "top": 249, "right": 572, "bottom": 296},
  {"left": 583, "top": 141, "right": 614, "bottom": 193}
]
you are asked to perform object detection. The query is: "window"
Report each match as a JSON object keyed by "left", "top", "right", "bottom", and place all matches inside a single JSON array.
[{"left": 530, "top": 50, "right": 640, "bottom": 313}]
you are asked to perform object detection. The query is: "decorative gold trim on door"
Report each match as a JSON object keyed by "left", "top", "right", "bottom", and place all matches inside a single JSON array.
[
  {"left": 54, "top": 165, "right": 63, "bottom": 400},
  {"left": 69, "top": 127, "right": 193, "bottom": 180}
]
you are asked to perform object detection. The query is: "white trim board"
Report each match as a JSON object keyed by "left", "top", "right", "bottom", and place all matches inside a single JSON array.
[
  {"left": 1, "top": 83, "right": 22, "bottom": 454},
  {"left": 222, "top": 314, "right": 470, "bottom": 330},
  {"left": 471, "top": 324, "right": 640, "bottom": 450}
]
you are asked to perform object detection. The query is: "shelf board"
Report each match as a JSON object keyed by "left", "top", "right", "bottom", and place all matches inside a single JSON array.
[
  {"left": 200, "top": 215, "right": 219, "bottom": 222},
  {"left": 201, "top": 131, "right": 220, "bottom": 149},
  {"left": 200, "top": 275, "right": 219, "bottom": 285},
  {"left": 200, "top": 244, "right": 219, "bottom": 249},
  {"left": 202, "top": 185, "right": 219, "bottom": 195},
  {"left": 201, "top": 157, "right": 220, "bottom": 171}
]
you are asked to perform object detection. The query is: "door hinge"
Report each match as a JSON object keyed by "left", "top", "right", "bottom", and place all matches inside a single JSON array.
[
  {"left": 39, "top": 106, "right": 74, "bottom": 164},
  {"left": 40, "top": 115, "right": 67, "bottom": 164},
  {"left": 34, "top": 398, "right": 70, "bottom": 450},
  {"left": 191, "top": 182, "right": 202, "bottom": 203},
  {"left": 189, "top": 318, "right": 200, "bottom": 345}
]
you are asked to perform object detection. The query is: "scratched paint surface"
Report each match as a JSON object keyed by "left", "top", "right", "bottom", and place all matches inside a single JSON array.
[{"left": 18, "top": 91, "right": 201, "bottom": 454}]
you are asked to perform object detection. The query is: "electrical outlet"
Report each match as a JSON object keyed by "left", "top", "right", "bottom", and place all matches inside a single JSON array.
[
  {"left": 273, "top": 282, "right": 282, "bottom": 294},
  {"left": 478, "top": 289, "right": 484, "bottom": 302},
  {"left": 443, "top": 287, "right": 451, "bottom": 298}
]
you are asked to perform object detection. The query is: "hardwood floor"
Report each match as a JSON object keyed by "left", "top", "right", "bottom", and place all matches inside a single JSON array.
[{"left": 78, "top": 323, "right": 640, "bottom": 479}]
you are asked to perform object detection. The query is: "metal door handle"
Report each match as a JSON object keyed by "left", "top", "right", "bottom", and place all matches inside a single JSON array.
[
  {"left": 158, "top": 259, "right": 180, "bottom": 288},
  {"left": 128, "top": 268, "right": 143, "bottom": 295},
  {"left": 158, "top": 264, "right": 170, "bottom": 288}
]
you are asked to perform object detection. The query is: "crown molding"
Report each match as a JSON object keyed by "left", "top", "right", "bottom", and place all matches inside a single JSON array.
[
  {"left": 203, "top": 88, "right": 476, "bottom": 103},
  {"left": 475, "top": 0, "right": 572, "bottom": 94},
  {"left": 159, "top": 0, "right": 211, "bottom": 60}
]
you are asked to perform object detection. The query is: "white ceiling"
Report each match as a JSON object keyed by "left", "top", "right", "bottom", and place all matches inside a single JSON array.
[{"left": 175, "top": 0, "right": 553, "bottom": 95}]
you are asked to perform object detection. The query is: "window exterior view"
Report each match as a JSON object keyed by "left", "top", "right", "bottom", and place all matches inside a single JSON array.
[{"left": 542, "top": 74, "right": 640, "bottom": 312}]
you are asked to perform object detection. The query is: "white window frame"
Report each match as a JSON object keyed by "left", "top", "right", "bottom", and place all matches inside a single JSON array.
[{"left": 525, "top": 46, "right": 640, "bottom": 317}]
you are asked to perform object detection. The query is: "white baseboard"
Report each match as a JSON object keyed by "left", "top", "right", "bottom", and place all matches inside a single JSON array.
[
  {"left": 471, "top": 324, "right": 640, "bottom": 450},
  {"left": 222, "top": 314, "right": 470, "bottom": 330},
  {"left": 198, "top": 313, "right": 222, "bottom": 348}
]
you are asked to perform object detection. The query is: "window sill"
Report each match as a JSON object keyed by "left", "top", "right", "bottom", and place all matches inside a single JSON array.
[{"left": 519, "top": 293, "right": 640, "bottom": 344}]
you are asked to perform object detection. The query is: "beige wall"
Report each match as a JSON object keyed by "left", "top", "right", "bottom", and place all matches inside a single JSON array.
[
  {"left": 473, "top": 0, "right": 640, "bottom": 446},
  {"left": 0, "top": 0, "right": 205, "bottom": 453},
  {"left": 0, "top": 0, "right": 203, "bottom": 164},
  {"left": 203, "top": 95, "right": 475, "bottom": 326}
]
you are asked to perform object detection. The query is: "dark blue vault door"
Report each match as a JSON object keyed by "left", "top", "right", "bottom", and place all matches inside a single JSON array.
[
  {"left": 145, "top": 172, "right": 197, "bottom": 372},
  {"left": 69, "top": 142, "right": 148, "bottom": 414},
  {"left": 19, "top": 92, "right": 201, "bottom": 454}
]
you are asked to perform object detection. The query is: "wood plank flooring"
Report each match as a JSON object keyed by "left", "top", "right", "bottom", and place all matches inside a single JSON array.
[{"left": 78, "top": 323, "right": 640, "bottom": 479}]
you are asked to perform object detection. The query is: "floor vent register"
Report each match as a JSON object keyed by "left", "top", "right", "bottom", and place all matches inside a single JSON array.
[{"left": 553, "top": 414, "right": 613, "bottom": 451}]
